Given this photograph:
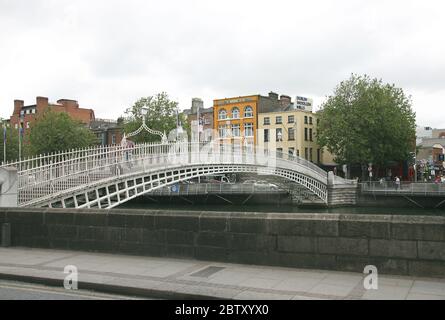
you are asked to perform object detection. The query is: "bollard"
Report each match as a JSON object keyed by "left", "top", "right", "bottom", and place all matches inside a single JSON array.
[{"left": 1, "top": 223, "right": 11, "bottom": 247}]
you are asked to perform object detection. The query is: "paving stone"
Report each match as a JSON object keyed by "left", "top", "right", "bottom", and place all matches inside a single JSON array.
[
  {"left": 362, "top": 285, "right": 410, "bottom": 300},
  {"left": 272, "top": 278, "right": 322, "bottom": 292},
  {"left": 309, "top": 283, "right": 355, "bottom": 297},
  {"left": 233, "top": 290, "right": 294, "bottom": 300},
  {"left": 410, "top": 280, "right": 445, "bottom": 296}
]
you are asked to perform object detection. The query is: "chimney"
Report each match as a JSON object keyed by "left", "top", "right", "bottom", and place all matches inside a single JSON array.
[
  {"left": 268, "top": 92, "right": 279, "bottom": 100},
  {"left": 279, "top": 95, "right": 291, "bottom": 108},
  {"left": 191, "top": 98, "right": 203, "bottom": 114},
  {"left": 36, "top": 96, "right": 49, "bottom": 112},
  {"left": 13, "top": 100, "right": 24, "bottom": 115}
]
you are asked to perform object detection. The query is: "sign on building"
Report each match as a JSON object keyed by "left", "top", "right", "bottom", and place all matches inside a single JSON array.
[{"left": 295, "top": 96, "right": 313, "bottom": 111}]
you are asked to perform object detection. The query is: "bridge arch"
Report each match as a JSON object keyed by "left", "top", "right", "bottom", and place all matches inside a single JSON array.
[
  {"left": 1, "top": 141, "right": 334, "bottom": 208},
  {"left": 34, "top": 163, "right": 327, "bottom": 209}
]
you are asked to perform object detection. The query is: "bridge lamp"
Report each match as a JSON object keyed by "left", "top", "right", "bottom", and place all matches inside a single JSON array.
[{"left": 141, "top": 107, "right": 149, "bottom": 122}]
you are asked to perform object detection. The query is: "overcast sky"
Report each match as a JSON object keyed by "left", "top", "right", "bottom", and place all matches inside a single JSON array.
[{"left": 1, "top": 0, "right": 444, "bottom": 127}]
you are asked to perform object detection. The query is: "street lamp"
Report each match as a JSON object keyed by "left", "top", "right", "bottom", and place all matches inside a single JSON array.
[
  {"left": 122, "top": 107, "right": 167, "bottom": 144},
  {"left": 19, "top": 110, "right": 24, "bottom": 162}
]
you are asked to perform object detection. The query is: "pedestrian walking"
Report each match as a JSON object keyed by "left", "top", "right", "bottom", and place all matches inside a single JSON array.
[{"left": 395, "top": 176, "right": 400, "bottom": 190}]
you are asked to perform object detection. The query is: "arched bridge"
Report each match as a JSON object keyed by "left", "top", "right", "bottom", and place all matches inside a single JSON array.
[{"left": 0, "top": 142, "right": 356, "bottom": 208}]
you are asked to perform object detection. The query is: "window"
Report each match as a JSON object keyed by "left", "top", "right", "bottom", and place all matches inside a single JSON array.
[
  {"left": 317, "top": 149, "right": 321, "bottom": 164},
  {"left": 309, "top": 128, "right": 313, "bottom": 141},
  {"left": 276, "top": 116, "right": 282, "bottom": 124},
  {"left": 218, "top": 125, "right": 228, "bottom": 138},
  {"left": 218, "top": 109, "right": 227, "bottom": 120},
  {"left": 288, "top": 148, "right": 295, "bottom": 159},
  {"left": 264, "top": 117, "right": 270, "bottom": 125},
  {"left": 304, "top": 116, "right": 308, "bottom": 124},
  {"left": 288, "top": 128, "right": 295, "bottom": 141},
  {"left": 264, "top": 129, "right": 269, "bottom": 142},
  {"left": 310, "top": 148, "right": 313, "bottom": 162},
  {"left": 296, "top": 149, "right": 300, "bottom": 157},
  {"left": 111, "top": 134, "right": 116, "bottom": 144},
  {"left": 309, "top": 117, "right": 313, "bottom": 125},
  {"left": 276, "top": 128, "right": 283, "bottom": 141},
  {"left": 277, "top": 148, "right": 283, "bottom": 158},
  {"left": 204, "top": 118, "right": 210, "bottom": 125},
  {"left": 232, "top": 107, "right": 240, "bottom": 119},
  {"left": 304, "top": 128, "right": 308, "bottom": 141},
  {"left": 305, "top": 148, "right": 308, "bottom": 160},
  {"left": 288, "top": 115, "right": 295, "bottom": 123},
  {"left": 26, "top": 109, "right": 30, "bottom": 114},
  {"left": 244, "top": 106, "right": 253, "bottom": 118},
  {"left": 32, "top": 108, "right": 36, "bottom": 114},
  {"left": 244, "top": 123, "right": 254, "bottom": 137},
  {"left": 26, "top": 122, "right": 30, "bottom": 129},
  {"left": 232, "top": 124, "right": 240, "bottom": 137}
]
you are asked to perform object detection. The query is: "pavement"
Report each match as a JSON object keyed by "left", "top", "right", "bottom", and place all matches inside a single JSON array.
[{"left": 0, "top": 247, "right": 444, "bottom": 300}]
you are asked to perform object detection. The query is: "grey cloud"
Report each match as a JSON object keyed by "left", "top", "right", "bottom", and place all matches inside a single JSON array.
[{"left": 0, "top": 0, "right": 444, "bottom": 128}]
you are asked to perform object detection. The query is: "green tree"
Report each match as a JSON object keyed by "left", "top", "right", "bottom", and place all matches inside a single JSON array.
[
  {"left": 27, "top": 109, "right": 98, "bottom": 155},
  {"left": 317, "top": 74, "right": 416, "bottom": 178},
  {"left": 0, "top": 120, "right": 20, "bottom": 163},
  {"left": 123, "top": 92, "right": 178, "bottom": 143}
]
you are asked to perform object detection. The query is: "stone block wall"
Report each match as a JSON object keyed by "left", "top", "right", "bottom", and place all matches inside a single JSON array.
[{"left": 0, "top": 208, "right": 444, "bottom": 278}]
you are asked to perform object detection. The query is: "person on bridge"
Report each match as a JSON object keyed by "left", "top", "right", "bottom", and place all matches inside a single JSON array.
[{"left": 395, "top": 176, "right": 401, "bottom": 190}]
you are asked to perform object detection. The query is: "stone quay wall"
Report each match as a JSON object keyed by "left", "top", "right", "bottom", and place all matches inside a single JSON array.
[{"left": 0, "top": 208, "right": 444, "bottom": 278}]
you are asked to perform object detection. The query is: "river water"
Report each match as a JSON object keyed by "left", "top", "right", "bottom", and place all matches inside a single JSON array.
[{"left": 120, "top": 197, "right": 445, "bottom": 216}]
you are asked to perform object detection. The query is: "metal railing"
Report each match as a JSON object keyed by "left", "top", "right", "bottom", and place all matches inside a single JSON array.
[
  {"left": 360, "top": 181, "right": 445, "bottom": 196},
  {"left": 0, "top": 141, "right": 330, "bottom": 206}
]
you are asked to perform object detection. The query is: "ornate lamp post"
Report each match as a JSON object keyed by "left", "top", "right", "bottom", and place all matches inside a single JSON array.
[{"left": 122, "top": 107, "right": 168, "bottom": 146}]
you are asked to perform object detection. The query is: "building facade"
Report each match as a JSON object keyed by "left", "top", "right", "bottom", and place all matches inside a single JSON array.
[
  {"left": 9, "top": 96, "right": 95, "bottom": 135},
  {"left": 183, "top": 98, "right": 213, "bottom": 142},
  {"left": 89, "top": 118, "right": 123, "bottom": 145},
  {"left": 212, "top": 92, "right": 285, "bottom": 147},
  {"left": 432, "top": 128, "right": 445, "bottom": 139},
  {"left": 258, "top": 109, "right": 326, "bottom": 164}
]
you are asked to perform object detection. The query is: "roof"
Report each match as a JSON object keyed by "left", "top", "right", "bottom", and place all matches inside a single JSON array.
[
  {"left": 183, "top": 107, "right": 213, "bottom": 115},
  {"left": 418, "top": 138, "right": 445, "bottom": 148},
  {"left": 89, "top": 119, "right": 120, "bottom": 130}
]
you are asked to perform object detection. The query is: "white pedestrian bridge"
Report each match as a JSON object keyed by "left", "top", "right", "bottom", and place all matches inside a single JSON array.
[{"left": 0, "top": 142, "right": 355, "bottom": 209}]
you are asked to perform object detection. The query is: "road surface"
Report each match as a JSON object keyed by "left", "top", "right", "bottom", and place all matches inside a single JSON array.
[{"left": 0, "top": 280, "right": 147, "bottom": 300}]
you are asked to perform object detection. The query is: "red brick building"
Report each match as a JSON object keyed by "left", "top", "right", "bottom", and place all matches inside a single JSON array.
[
  {"left": 89, "top": 118, "right": 124, "bottom": 145},
  {"left": 9, "top": 96, "right": 95, "bottom": 134}
]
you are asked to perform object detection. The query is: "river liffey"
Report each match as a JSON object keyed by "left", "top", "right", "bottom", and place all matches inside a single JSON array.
[{"left": 119, "top": 196, "right": 445, "bottom": 216}]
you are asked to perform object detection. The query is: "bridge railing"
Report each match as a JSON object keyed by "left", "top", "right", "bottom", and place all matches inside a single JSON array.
[
  {"left": 6, "top": 141, "right": 328, "bottom": 206},
  {"left": 360, "top": 181, "right": 445, "bottom": 196}
]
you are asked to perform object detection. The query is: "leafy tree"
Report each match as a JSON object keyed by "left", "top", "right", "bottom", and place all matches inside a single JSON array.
[
  {"left": 0, "top": 120, "right": 20, "bottom": 162},
  {"left": 123, "top": 92, "right": 179, "bottom": 143},
  {"left": 317, "top": 74, "right": 416, "bottom": 178},
  {"left": 27, "top": 109, "right": 98, "bottom": 155}
]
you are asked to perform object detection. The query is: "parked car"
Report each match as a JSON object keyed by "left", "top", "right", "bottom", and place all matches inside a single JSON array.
[
  {"left": 255, "top": 180, "right": 279, "bottom": 190},
  {"left": 242, "top": 180, "right": 278, "bottom": 190}
]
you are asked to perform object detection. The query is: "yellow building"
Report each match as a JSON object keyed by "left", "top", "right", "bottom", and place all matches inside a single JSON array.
[
  {"left": 258, "top": 109, "right": 335, "bottom": 166},
  {"left": 213, "top": 92, "right": 287, "bottom": 147}
]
